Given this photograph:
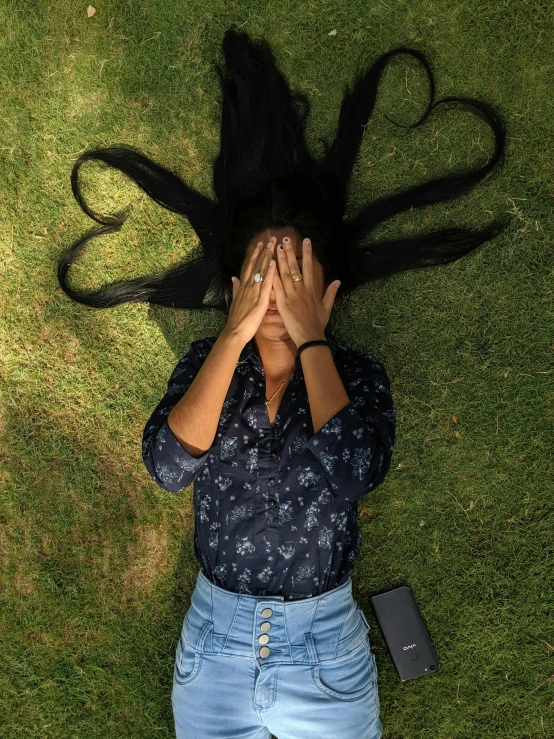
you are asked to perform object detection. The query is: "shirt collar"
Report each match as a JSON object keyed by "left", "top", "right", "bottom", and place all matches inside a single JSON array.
[{"left": 238, "top": 326, "right": 340, "bottom": 376}]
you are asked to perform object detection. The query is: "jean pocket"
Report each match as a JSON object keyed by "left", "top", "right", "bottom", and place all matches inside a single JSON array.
[
  {"left": 174, "top": 633, "right": 203, "bottom": 686},
  {"left": 312, "top": 639, "right": 375, "bottom": 702}
]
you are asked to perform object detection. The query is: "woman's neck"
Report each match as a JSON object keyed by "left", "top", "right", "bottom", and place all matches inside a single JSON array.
[{"left": 254, "top": 335, "right": 297, "bottom": 383}]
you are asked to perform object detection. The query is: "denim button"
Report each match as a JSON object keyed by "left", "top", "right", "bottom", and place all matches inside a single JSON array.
[
  {"left": 260, "top": 622, "right": 271, "bottom": 632},
  {"left": 259, "top": 646, "right": 270, "bottom": 658},
  {"left": 259, "top": 634, "right": 269, "bottom": 645},
  {"left": 261, "top": 608, "right": 273, "bottom": 617}
]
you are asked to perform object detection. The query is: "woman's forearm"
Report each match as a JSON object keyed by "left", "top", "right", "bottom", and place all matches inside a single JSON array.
[
  {"left": 300, "top": 344, "right": 351, "bottom": 434},
  {"left": 167, "top": 328, "right": 245, "bottom": 458}
]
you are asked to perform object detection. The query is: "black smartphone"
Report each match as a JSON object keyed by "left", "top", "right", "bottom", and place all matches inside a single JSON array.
[{"left": 369, "top": 585, "right": 440, "bottom": 682}]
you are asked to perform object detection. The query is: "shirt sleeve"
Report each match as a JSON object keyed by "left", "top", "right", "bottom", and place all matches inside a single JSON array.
[
  {"left": 141, "top": 340, "right": 213, "bottom": 493},
  {"left": 304, "top": 351, "right": 396, "bottom": 503}
]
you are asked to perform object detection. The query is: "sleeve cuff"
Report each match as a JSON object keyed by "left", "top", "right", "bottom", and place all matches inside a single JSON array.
[
  {"left": 152, "top": 420, "right": 210, "bottom": 491},
  {"left": 304, "top": 402, "right": 359, "bottom": 471}
]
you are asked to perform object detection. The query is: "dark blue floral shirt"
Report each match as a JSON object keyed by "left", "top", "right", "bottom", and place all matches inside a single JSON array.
[{"left": 142, "top": 327, "right": 396, "bottom": 600}]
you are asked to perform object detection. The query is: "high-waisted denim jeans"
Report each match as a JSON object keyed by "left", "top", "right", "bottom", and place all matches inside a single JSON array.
[{"left": 171, "top": 568, "right": 383, "bottom": 739}]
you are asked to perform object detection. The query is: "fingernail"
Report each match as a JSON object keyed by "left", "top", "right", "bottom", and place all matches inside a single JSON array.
[
  {"left": 283, "top": 236, "right": 290, "bottom": 244},
  {"left": 304, "top": 238, "right": 310, "bottom": 245},
  {"left": 278, "top": 244, "right": 284, "bottom": 251}
]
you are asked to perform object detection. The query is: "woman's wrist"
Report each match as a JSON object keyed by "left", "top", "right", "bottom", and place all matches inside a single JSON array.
[{"left": 220, "top": 325, "right": 249, "bottom": 350}]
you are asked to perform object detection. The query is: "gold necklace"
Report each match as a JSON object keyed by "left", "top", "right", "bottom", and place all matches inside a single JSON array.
[{"left": 265, "top": 370, "right": 295, "bottom": 413}]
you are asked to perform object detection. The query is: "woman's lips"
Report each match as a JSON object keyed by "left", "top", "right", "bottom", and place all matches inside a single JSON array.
[{"left": 266, "top": 307, "right": 280, "bottom": 315}]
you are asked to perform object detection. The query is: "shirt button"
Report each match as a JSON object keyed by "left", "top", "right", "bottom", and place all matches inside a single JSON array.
[
  {"left": 269, "top": 500, "right": 276, "bottom": 507},
  {"left": 271, "top": 452, "right": 277, "bottom": 459},
  {"left": 268, "top": 478, "right": 275, "bottom": 485}
]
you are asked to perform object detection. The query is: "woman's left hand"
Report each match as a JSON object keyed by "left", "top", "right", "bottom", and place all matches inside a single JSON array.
[{"left": 272, "top": 237, "right": 341, "bottom": 349}]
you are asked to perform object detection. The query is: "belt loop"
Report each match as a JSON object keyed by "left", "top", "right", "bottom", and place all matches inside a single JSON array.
[
  {"left": 357, "top": 605, "right": 370, "bottom": 632},
  {"left": 197, "top": 619, "right": 213, "bottom": 653},
  {"left": 304, "top": 632, "right": 318, "bottom": 662}
]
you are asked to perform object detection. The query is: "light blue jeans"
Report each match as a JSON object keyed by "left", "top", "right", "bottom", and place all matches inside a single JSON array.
[{"left": 171, "top": 569, "right": 383, "bottom": 739}]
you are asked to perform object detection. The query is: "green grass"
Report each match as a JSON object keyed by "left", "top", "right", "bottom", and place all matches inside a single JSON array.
[{"left": 1, "top": 0, "right": 553, "bottom": 737}]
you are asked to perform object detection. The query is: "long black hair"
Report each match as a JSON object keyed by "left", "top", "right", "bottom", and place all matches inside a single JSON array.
[{"left": 57, "top": 26, "right": 511, "bottom": 314}]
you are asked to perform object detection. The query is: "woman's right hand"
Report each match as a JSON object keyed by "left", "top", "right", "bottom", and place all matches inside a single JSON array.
[{"left": 225, "top": 239, "right": 277, "bottom": 344}]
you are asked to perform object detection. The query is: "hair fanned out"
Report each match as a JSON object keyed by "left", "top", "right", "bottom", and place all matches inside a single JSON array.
[{"left": 57, "top": 26, "right": 511, "bottom": 313}]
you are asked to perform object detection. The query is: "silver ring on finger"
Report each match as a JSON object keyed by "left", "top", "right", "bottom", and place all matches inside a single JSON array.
[{"left": 254, "top": 271, "right": 264, "bottom": 283}]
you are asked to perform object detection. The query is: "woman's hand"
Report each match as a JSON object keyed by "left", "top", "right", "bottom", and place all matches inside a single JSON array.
[
  {"left": 226, "top": 241, "right": 277, "bottom": 343},
  {"left": 272, "top": 237, "right": 340, "bottom": 348}
]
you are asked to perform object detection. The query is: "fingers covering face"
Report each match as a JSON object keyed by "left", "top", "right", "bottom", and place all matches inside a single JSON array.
[
  {"left": 275, "top": 236, "right": 309, "bottom": 289},
  {"left": 245, "top": 239, "right": 275, "bottom": 284}
]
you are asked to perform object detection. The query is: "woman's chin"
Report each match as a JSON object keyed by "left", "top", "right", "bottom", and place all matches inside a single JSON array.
[{"left": 257, "top": 321, "right": 289, "bottom": 339}]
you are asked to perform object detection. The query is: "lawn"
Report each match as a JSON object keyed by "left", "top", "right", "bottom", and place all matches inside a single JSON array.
[{"left": 0, "top": 1, "right": 552, "bottom": 737}]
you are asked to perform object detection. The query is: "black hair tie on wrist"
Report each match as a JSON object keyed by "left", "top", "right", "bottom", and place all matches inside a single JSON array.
[{"left": 297, "top": 340, "right": 330, "bottom": 357}]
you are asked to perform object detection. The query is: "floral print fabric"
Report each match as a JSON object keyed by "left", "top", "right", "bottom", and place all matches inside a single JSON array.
[{"left": 142, "top": 327, "right": 396, "bottom": 600}]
